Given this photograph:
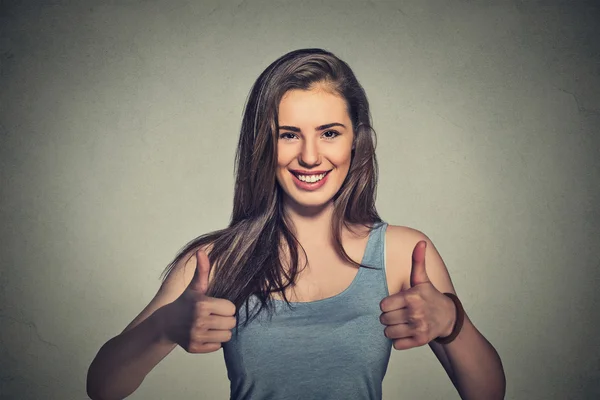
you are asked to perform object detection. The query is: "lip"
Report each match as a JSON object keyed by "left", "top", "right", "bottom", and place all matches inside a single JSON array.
[
  {"left": 289, "top": 170, "right": 330, "bottom": 191},
  {"left": 289, "top": 169, "right": 331, "bottom": 176}
]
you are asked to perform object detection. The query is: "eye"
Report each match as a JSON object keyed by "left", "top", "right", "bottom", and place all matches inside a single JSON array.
[
  {"left": 322, "top": 130, "right": 340, "bottom": 139},
  {"left": 279, "top": 132, "right": 298, "bottom": 140}
]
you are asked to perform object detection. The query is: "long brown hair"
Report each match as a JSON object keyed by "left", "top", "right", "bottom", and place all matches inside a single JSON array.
[{"left": 162, "top": 48, "right": 381, "bottom": 325}]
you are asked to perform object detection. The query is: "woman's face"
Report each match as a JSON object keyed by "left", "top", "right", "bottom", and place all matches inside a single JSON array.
[{"left": 276, "top": 87, "right": 354, "bottom": 210}]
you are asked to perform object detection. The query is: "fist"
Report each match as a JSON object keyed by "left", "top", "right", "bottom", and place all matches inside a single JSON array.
[
  {"left": 164, "top": 249, "right": 237, "bottom": 353},
  {"left": 379, "top": 240, "right": 455, "bottom": 350}
]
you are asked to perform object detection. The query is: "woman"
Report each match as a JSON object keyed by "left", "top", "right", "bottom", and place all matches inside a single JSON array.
[{"left": 87, "top": 49, "right": 505, "bottom": 400}]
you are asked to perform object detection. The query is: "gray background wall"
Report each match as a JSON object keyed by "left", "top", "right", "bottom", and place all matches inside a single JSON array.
[{"left": 1, "top": 1, "right": 599, "bottom": 399}]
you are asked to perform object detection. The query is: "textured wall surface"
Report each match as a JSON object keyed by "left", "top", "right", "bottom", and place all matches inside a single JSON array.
[{"left": 1, "top": 1, "right": 599, "bottom": 399}]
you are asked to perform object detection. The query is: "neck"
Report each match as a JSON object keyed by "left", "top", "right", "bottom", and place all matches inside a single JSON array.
[{"left": 282, "top": 199, "right": 336, "bottom": 245}]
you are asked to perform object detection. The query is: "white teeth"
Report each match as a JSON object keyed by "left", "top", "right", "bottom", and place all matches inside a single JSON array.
[{"left": 297, "top": 173, "right": 326, "bottom": 183}]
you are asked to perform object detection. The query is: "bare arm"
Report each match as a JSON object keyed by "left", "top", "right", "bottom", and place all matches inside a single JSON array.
[
  {"left": 383, "top": 226, "right": 506, "bottom": 400},
  {"left": 86, "top": 305, "right": 178, "bottom": 400},
  {"left": 421, "top": 236, "right": 506, "bottom": 400},
  {"left": 87, "top": 251, "right": 204, "bottom": 400}
]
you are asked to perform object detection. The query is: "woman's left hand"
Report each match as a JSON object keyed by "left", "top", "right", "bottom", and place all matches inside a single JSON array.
[{"left": 379, "top": 240, "right": 457, "bottom": 350}]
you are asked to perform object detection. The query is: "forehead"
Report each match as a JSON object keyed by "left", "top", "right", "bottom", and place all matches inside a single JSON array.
[{"left": 278, "top": 89, "right": 350, "bottom": 125}]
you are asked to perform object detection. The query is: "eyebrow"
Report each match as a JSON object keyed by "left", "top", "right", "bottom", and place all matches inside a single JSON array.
[{"left": 278, "top": 122, "right": 346, "bottom": 132}]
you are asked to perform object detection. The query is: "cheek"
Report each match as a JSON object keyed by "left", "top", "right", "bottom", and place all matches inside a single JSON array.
[
  {"left": 277, "top": 144, "right": 301, "bottom": 173},
  {"left": 332, "top": 144, "right": 354, "bottom": 167}
]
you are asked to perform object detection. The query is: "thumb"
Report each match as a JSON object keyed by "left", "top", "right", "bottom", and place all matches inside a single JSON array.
[
  {"left": 189, "top": 249, "right": 211, "bottom": 294},
  {"left": 409, "top": 240, "right": 430, "bottom": 287}
]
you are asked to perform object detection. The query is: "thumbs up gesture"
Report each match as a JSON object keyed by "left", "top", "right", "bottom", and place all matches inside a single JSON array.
[
  {"left": 379, "top": 241, "right": 456, "bottom": 350},
  {"left": 162, "top": 250, "right": 237, "bottom": 353}
]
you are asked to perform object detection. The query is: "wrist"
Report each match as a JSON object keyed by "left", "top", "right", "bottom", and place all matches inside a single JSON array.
[
  {"left": 441, "top": 295, "right": 457, "bottom": 338},
  {"left": 151, "top": 305, "right": 175, "bottom": 345},
  {"left": 435, "top": 292, "right": 465, "bottom": 345}
]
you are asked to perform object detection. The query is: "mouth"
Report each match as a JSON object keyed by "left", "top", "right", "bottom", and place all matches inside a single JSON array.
[{"left": 289, "top": 169, "right": 331, "bottom": 184}]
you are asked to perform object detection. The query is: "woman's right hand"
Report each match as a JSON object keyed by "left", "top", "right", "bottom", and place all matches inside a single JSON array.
[{"left": 160, "top": 249, "right": 237, "bottom": 353}]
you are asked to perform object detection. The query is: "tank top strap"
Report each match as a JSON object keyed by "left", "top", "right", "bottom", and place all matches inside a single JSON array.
[
  {"left": 361, "top": 221, "right": 388, "bottom": 268},
  {"left": 353, "top": 221, "right": 389, "bottom": 297}
]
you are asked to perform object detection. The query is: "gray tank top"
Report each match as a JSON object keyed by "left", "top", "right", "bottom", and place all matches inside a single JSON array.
[{"left": 222, "top": 222, "right": 392, "bottom": 400}]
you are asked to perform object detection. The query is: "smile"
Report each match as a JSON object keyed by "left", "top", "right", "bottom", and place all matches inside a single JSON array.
[
  {"left": 289, "top": 170, "right": 331, "bottom": 190},
  {"left": 297, "top": 173, "right": 326, "bottom": 183}
]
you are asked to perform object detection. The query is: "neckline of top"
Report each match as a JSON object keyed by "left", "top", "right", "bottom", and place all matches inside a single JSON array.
[{"left": 271, "top": 222, "right": 383, "bottom": 306}]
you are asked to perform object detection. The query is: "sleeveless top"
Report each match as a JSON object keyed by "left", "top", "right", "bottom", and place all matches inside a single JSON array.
[{"left": 222, "top": 222, "right": 393, "bottom": 400}]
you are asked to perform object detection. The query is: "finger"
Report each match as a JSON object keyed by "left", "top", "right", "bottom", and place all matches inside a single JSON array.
[
  {"left": 206, "top": 298, "right": 237, "bottom": 317},
  {"left": 187, "top": 341, "right": 222, "bottom": 354},
  {"left": 195, "top": 329, "right": 233, "bottom": 344},
  {"left": 380, "top": 293, "right": 408, "bottom": 313},
  {"left": 189, "top": 297, "right": 236, "bottom": 320},
  {"left": 383, "top": 323, "right": 412, "bottom": 341},
  {"left": 409, "top": 240, "right": 430, "bottom": 287},
  {"left": 392, "top": 337, "right": 427, "bottom": 351},
  {"left": 198, "top": 315, "right": 237, "bottom": 331},
  {"left": 379, "top": 309, "right": 409, "bottom": 326},
  {"left": 190, "top": 249, "right": 211, "bottom": 294},
  {"left": 199, "top": 342, "right": 223, "bottom": 352}
]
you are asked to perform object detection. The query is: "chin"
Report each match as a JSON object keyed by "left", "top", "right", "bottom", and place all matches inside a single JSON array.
[
  {"left": 276, "top": 169, "right": 346, "bottom": 212},
  {"left": 284, "top": 197, "right": 335, "bottom": 215},
  {"left": 285, "top": 187, "right": 343, "bottom": 210}
]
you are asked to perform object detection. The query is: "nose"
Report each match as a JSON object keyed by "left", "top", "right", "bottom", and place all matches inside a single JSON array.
[{"left": 299, "top": 137, "right": 321, "bottom": 167}]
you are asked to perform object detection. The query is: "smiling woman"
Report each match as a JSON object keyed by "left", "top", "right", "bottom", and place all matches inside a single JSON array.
[
  {"left": 276, "top": 88, "right": 354, "bottom": 209},
  {"left": 87, "top": 49, "right": 505, "bottom": 400}
]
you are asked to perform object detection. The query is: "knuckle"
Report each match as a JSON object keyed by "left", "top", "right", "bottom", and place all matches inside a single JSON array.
[
  {"left": 415, "top": 334, "right": 428, "bottom": 346},
  {"left": 186, "top": 341, "right": 201, "bottom": 353},
  {"left": 411, "top": 310, "right": 424, "bottom": 322},
  {"left": 215, "top": 299, "right": 236, "bottom": 316},
  {"left": 407, "top": 292, "right": 422, "bottom": 305},
  {"left": 194, "top": 316, "right": 210, "bottom": 331},
  {"left": 195, "top": 301, "right": 211, "bottom": 314}
]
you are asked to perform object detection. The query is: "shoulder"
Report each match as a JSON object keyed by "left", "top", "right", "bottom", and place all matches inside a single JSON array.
[
  {"left": 385, "top": 224, "right": 429, "bottom": 243},
  {"left": 384, "top": 224, "right": 453, "bottom": 293},
  {"left": 160, "top": 242, "right": 216, "bottom": 296},
  {"left": 121, "top": 242, "right": 215, "bottom": 333},
  {"left": 385, "top": 225, "right": 447, "bottom": 292},
  {"left": 383, "top": 225, "right": 429, "bottom": 293}
]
